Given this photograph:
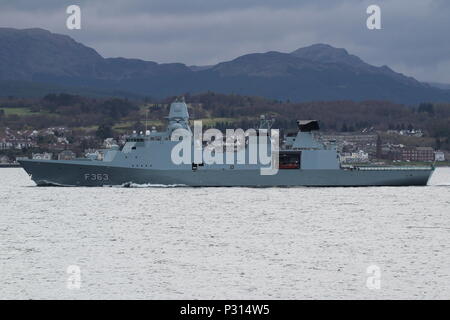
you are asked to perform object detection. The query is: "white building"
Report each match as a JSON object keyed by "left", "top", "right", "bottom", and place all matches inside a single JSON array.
[
  {"left": 340, "top": 150, "right": 369, "bottom": 164},
  {"left": 58, "top": 150, "right": 76, "bottom": 160},
  {"left": 0, "top": 140, "right": 12, "bottom": 150},
  {"left": 104, "top": 138, "right": 119, "bottom": 149},
  {"left": 435, "top": 151, "right": 445, "bottom": 162},
  {"left": 0, "top": 155, "right": 10, "bottom": 164},
  {"left": 15, "top": 156, "right": 29, "bottom": 162},
  {"left": 32, "top": 152, "right": 53, "bottom": 160},
  {"left": 57, "top": 137, "right": 69, "bottom": 144},
  {"left": 0, "top": 139, "right": 35, "bottom": 150},
  {"left": 85, "top": 149, "right": 104, "bottom": 161}
]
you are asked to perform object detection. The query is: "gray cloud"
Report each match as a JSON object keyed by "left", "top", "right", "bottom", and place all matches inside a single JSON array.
[{"left": 0, "top": 0, "right": 449, "bottom": 83}]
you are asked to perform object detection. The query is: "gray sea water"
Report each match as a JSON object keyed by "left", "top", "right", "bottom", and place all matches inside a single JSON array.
[{"left": 1, "top": 167, "right": 450, "bottom": 299}]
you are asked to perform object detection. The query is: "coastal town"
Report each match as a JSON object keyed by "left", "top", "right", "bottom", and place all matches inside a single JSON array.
[{"left": 0, "top": 124, "right": 447, "bottom": 167}]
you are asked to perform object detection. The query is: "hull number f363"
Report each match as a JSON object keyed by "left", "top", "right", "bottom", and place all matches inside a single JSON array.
[{"left": 84, "top": 173, "right": 109, "bottom": 181}]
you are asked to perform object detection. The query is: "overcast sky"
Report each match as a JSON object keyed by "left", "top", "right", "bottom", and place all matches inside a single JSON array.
[{"left": 1, "top": 0, "right": 449, "bottom": 83}]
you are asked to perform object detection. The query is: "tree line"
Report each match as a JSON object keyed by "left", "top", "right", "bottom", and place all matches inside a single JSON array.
[{"left": 1, "top": 92, "right": 450, "bottom": 149}]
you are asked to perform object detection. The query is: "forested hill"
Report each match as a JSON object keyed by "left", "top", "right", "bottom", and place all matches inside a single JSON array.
[{"left": 1, "top": 92, "right": 450, "bottom": 151}]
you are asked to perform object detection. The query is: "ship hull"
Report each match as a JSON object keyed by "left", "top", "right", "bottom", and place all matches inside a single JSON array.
[{"left": 20, "top": 159, "right": 434, "bottom": 187}]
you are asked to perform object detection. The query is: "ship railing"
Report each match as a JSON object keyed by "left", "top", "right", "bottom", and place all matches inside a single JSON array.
[{"left": 352, "top": 166, "right": 433, "bottom": 171}]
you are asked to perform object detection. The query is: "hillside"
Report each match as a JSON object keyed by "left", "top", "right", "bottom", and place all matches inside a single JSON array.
[{"left": 1, "top": 28, "right": 450, "bottom": 104}]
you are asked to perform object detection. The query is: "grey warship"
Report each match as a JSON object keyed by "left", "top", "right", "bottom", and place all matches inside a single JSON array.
[{"left": 20, "top": 99, "right": 434, "bottom": 187}]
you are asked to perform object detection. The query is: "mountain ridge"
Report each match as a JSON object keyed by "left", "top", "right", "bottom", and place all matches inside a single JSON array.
[{"left": 0, "top": 27, "right": 449, "bottom": 104}]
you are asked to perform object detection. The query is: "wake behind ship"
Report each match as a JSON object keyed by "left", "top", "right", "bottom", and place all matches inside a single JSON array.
[{"left": 20, "top": 99, "right": 434, "bottom": 187}]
